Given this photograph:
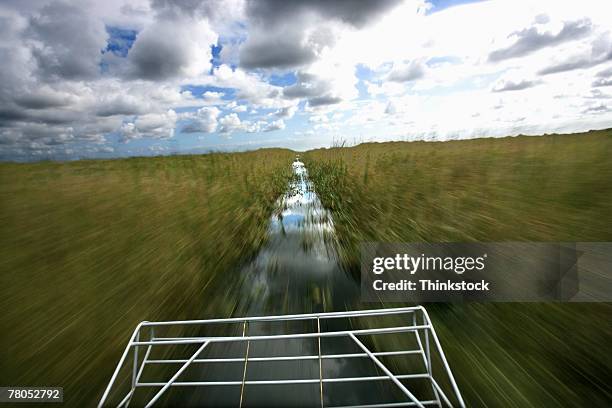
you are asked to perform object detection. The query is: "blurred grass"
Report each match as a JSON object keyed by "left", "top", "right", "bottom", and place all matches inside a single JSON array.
[
  {"left": 0, "top": 149, "right": 293, "bottom": 406},
  {"left": 304, "top": 130, "right": 612, "bottom": 407}
]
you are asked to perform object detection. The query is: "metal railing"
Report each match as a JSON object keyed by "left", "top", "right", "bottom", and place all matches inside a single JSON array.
[{"left": 99, "top": 306, "right": 465, "bottom": 407}]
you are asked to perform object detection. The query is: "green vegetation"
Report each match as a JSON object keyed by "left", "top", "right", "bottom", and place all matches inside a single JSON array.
[
  {"left": 2, "top": 130, "right": 611, "bottom": 407},
  {"left": 0, "top": 149, "right": 293, "bottom": 407},
  {"left": 304, "top": 130, "right": 612, "bottom": 407}
]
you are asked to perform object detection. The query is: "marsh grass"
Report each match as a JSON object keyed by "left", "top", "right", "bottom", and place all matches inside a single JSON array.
[
  {"left": 0, "top": 149, "right": 293, "bottom": 406},
  {"left": 305, "top": 130, "right": 612, "bottom": 407}
]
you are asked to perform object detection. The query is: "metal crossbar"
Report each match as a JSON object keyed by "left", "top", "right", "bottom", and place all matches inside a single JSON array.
[
  {"left": 239, "top": 321, "right": 249, "bottom": 408},
  {"left": 99, "top": 306, "right": 465, "bottom": 407}
]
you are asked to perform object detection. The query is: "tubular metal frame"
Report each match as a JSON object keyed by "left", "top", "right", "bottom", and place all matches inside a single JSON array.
[{"left": 99, "top": 306, "right": 465, "bottom": 408}]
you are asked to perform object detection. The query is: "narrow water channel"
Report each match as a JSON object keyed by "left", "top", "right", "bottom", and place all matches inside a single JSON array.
[
  {"left": 186, "top": 158, "right": 400, "bottom": 407},
  {"left": 235, "top": 158, "right": 357, "bottom": 316}
]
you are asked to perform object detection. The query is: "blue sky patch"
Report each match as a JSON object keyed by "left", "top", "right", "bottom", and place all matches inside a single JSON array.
[
  {"left": 210, "top": 43, "right": 223, "bottom": 71},
  {"left": 181, "top": 85, "right": 237, "bottom": 100},
  {"left": 426, "top": 56, "right": 463, "bottom": 66},
  {"left": 355, "top": 64, "right": 378, "bottom": 81},
  {"left": 267, "top": 72, "right": 297, "bottom": 87},
  {"left": 427, "top": 0, "right": 487, "bottom": 14},
  {"left": 104, "top": 26, "right": 137, "bottom": 57}
]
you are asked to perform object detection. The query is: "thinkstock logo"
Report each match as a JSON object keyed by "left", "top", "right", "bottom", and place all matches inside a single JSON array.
[{"left": 361, "top": 242, "right": 612, "bottom": 302}]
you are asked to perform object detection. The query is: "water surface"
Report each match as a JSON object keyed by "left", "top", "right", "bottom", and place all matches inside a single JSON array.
[{"left": 186, "top": 159, "right": 399, "bottom": 407}]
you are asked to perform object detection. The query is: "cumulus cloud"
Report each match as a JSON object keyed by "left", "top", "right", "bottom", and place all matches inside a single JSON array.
[
  {"left": 205, "top": 64, "right": 289, "bottom": 109},
  {"left": 225, "top": 101, "right": 248, "bottom": 112},
  {"left": 218, "top": 113, "right": 242, "bottom": 134},
  {"left": 489, "top": 19, "right": 592, "bottom": 62},
  {"left": 240, "top": 30, "right": 325, "bottom": 69},
  {"left": 2, "top": 0, "right": 612, "bottom": 160},
  {"left": 245, "top": 0, "right": 403, "bottom": 29},
  {"left": 216, "top": 112, "right": 285, "bottom": 134},
  {"left": 538, "top": 34, "right": 612, "bottom": 75},
  {"left": 283, "top": 65, "right": 357, "bottom": 108},
  {"left": 595, "top": 66, "right": 612, "bottom": 78},
  {"left": 593, "top": 78, "right": 612, "bottom": 87},
  {"left": 150, "top": 0, "right": 226, "bottom": 19},
  {"left": 274, "top": 105, "right": 297, "bottom": 119},
  {"left": 14, "top": 87, "right": 75, "bottom": 110},
  {"left": 181, "top": 107, "right": 220, "bottom": 133},
  {"left": 283, "top": 72, "right": 323, "bottom": 99},
  {"left": 582, "top": 103, "right": 609, "bottom": 114},
  {"left": 387, "top": 61, "right": 425, "bottom": 82},
  {"left": 308, "top": 96, "right": 343, "bottom": 107},
  {"left": 119, "top": 110, "right": 177, "bottom": 141},
  {"left": 263, "top": 119, "right": 285, "bottom": 132},
  {"left": 201, "top": 91, "right": 224, "bottom": 103},
  {"left": 0, "top": 1, "right": 204, "bottom": 158},
  {"left": 492, "top": 79, "right": 540, "bottom": 92},
  {"left": 126, "top": 19, "right": 217, "bottom": 80},
  {"left": 586, "top": 89, "right": 612, "bottom": 99},
  {"left": 150, "top": 0, "right": 244, "bottom": 26},
  {"left": 239, "top": 0, "right": 403, "bottom": 70},
  {"left": 95, "top": 94, "right": 144, "bottom": 117},
  {"left": 27, "top": 1, "right": 108, "bottom": 80}
]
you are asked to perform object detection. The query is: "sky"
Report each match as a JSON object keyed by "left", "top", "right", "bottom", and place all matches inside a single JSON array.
[{"left": 1, "top": 0, "right": 611, "bottom": 161}]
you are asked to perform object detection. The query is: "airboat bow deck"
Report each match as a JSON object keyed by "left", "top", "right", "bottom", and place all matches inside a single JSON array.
[{"left": 99, "top": 307, "right": 465, "bottom": 407}]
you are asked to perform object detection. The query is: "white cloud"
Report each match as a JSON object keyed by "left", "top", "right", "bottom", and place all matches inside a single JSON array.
[
  {"left": 274, "top": 105, "right": 297, "bottom": 119},
  {"left": 216, "top": 112, "right": 287, "bottom": 134},
  {"left": 2, "top": 0, "right": 612, "bottom": 160},
  {"left": 200, "top": 64, "right": 291, "bottom": 109},
  {"left": 263, "top": 119, "right": 285, "bottom": 132},
  {"left": 366, "top": 80, "right": 406, "bottom": 97},
  {"left": 202, "top": 91, "right": 224, "bottom": 103},
  {"left": 119, "top": 109, "right": 177, "bottom": 141},
  {"left": 387, "top": 60, "right": 426, "bottom": 82},
  {"left": 282, "top": 57, "right": 359, "bottom": 109},
  {"left": 227, "top": 101, "right": 248, "bottom": 112},
  {"left": 218, "top": 112, "right": 242, "bottom": 134},
  {"left": 309, "top": 114, "right": 328, "bottom": 123},
  {"left": 182, "top": 107, "right": 220, "bottom": 134},
  {"left": 301, "top": 0, "right": 612, "bottom": 142},
  {"left": 126, "top": 17, "right": 217, "bottom": 80}
]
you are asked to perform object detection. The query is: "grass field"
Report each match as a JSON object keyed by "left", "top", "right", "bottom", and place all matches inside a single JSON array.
[
  {"left": 304, "top": 130, "right": 612, "bottom": 407},
  {"left": 0, "top": 149, "right": 293, "bottom": 406},
  {"left": 1, "top": 130, "right": 611, "bottom": 407}
]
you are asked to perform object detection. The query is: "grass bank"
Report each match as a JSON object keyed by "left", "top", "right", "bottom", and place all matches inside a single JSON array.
[
  {"left": 0, "top": 149, "right": 293, "bottom": 406},
  {"left": 304, "top": 130, "right": 612, "bottom": 407}
]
